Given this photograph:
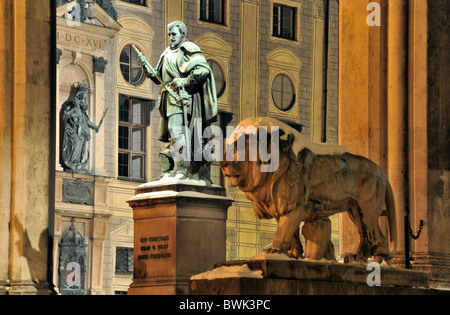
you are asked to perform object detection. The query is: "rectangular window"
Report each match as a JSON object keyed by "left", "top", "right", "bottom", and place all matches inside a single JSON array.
[
  {"left": 118, "top": 94, "right": 154, "bottom": 182},
  {"left": 200, "top": 0, "right": 225, "bottom": 25},
  {"left": 272, "top": 4, "right": 296, "bottom": 40},
  {"left": 121, "top": 0, "right": 146, "bottom": 6},
  {"left": 115, "top": 247, "right": 134, "bottom": 275}
]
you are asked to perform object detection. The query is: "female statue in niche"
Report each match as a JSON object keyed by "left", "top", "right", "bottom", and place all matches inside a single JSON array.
[{"left": 61, "top": 81, "right": 100, "bottom": 173}]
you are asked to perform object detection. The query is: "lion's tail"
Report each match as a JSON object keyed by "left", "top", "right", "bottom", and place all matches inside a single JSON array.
[{"left": 385, "top": 180, "right": 397, "bottom": 259}]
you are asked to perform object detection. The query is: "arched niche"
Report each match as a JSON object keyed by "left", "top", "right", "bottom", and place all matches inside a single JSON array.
[{"left": 57, "top": 58, "right": 94, "bottom": 171}]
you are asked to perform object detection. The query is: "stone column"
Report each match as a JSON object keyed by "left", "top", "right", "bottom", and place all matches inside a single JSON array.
[
  {"left": 338, "top": 0, "right": 450, "bottom": 288},
  {"left": 127, "top": 180, "right": 232, "bottom": 295},
  {"left": 387, "top": 0, "right": 408, "bottom": 258},
  {"left": 406, "top": 0, "right": 428, "bottom": 259},
  {"left": 0, "top": 0, "right": 55, "bottom": 295},
  {"left": 338, "top": 0, "right": 371, "bottom": 257},
  {"left": 422, "top": 0, "right": 450, "bottom": 288},
  {"left": 339, "top": 0, "right": 408, "bottom": 260}
]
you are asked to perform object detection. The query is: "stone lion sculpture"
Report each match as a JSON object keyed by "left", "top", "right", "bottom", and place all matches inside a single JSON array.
[{"left": 220, "top": 117, "right": 397, "bottom": 264}]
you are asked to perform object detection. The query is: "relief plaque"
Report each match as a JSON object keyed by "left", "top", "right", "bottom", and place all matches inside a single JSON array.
[{"left": 62, "top": 178, "right": 94, "bottom": 206}]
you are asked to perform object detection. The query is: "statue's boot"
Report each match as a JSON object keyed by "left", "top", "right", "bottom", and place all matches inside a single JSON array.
[
  {"left": 168, "top": 135, "right": 188, "bottom": 179},
  {"left": 170, "top": 161, "right": 187, "bottom": 179}
]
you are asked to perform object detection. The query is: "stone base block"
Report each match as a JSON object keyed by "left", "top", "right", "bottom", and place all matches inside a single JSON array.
[
  {"left": 127, "top": 179, "right": 232, "bottom": 295},
  {"left": 3, "top": 281, "right": 56, "bottom": 295},
  {"left": 189, "top": 257, "right": 449, "bottom": 295}
]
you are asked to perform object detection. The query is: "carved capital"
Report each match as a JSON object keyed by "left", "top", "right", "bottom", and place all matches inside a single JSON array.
[
  {"left": 314, "top": 0, "right": 325, "bottom": 18},
  {"left": 93, "top": 56, "right": 108, "bottom": 73},
  {"left": 72, "top": 51, "right": 82, "bottom": 65}
]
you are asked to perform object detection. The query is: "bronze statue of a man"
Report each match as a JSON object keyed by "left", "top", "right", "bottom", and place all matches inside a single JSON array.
[{"left": 141, "top": 21, "right": 218, "bottom": 181}]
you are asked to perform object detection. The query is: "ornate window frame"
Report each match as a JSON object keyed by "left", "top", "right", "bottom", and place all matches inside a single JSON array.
[
  {"left": 117, "top": 94, "right": 153, "bottom": 182},
  {"left": 270, "top": 0, "right": 302, "bottom": 45},
  {"left": 115, "top": 0, "right": 152, "bottom": 14},
  {"left": 266, "top": 48, "right": 302, "bottom": 123},
  {"left": 197, "top": 0, "right": 231, "bottom": 31},
  {"left": 116, "top": 16, "right": 154, "bottom": 97}
]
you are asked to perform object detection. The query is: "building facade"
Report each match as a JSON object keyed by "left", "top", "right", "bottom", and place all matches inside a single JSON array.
[
  {"left": 1, "top": 0, "right": 448, "bottom": 296},
  {"left": 54, "top": 0, "right": 339, "bottom": 294}
]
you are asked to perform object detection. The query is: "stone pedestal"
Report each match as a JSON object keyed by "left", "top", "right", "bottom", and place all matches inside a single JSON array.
[
  {"left": 127, "top": 179, "right": 232, "bottom": 295},
  {"left": 189, "top": 256, "right": 448, "bottom": 295},
  {"left": 4, "top": 282, "right": 56, "bottom": 296}
]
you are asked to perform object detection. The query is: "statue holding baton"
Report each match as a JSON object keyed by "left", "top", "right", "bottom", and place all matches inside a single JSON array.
[{"left": 134, "top": 21, "right": 218, "bottom": 182}]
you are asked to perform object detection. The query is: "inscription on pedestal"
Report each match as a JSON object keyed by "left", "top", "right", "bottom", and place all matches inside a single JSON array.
[{"left": 137, "top": 235, "right": 172, "bottom": 260}]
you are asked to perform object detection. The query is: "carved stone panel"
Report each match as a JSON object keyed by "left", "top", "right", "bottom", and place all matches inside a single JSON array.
[{"left": 62, "top": 178, "right": 94, "bottom": 205}]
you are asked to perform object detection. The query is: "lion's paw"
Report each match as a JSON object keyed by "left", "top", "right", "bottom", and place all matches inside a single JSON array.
[
  {"left": 288, "top": 248, "right": 304, "bottom": 259},
  {"left": 341, "top": 254, "right": 368, "bottom": 264},
  {"left": 264, "top": 248, "right": 289, "bottom": 256}
]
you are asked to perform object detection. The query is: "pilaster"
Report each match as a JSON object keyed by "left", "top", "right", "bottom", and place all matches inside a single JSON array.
[
  {"left": 239, "top": 0, "right": 260, "bottom": 120},
  {"left": 165, "top": 0, "right": 185, "bottom": 47}
]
